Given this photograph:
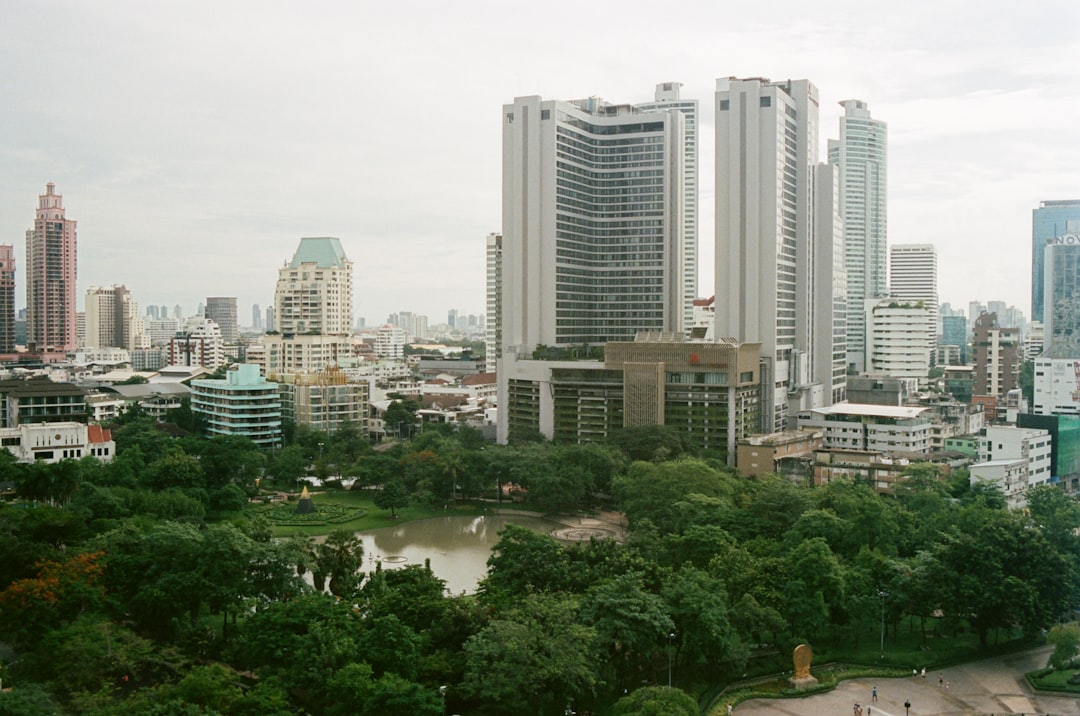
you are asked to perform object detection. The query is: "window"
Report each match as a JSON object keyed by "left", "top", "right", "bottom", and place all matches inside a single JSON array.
[
  {"left": 719, "top": 99, "right": 730, "bottom": 111},
  {"left": 541, "top": 109, "right": 551, "bottom": 120},
  {"left": 505, "top": 113, "right": 514, "bottom": 124},
  {"left": 760, "top": 96, "right": 772, "bottom": 108}
]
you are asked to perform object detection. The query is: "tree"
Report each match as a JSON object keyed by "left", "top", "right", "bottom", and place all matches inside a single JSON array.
[
  {"left": 462, "top": 593, "right": 599, "bottom": 715},
  {"left": 1046, "top": 623, "right": 1080, "bottom": 670},
  {"left": 662, "top": 566, "right": 743, "bottom": 667},
  {"left": 374, "top": 477, "right": 409, "bottom": 518},
  {"left": 314, "top": 529, "right": 364, "bottom": 597},
  {"left": 608, "top": 424, "right": 687, "bottom": 462},
  {"left": 383, "top": 398, "right": 420, "bottom": 439},
  {"left": 267, "top": 444, "right": 307, "bottom": 486},
  {"left": 479, "top": 525, "right": 574, "bottom": 606},
  {"left": 610, "top": 686, "right": 698, "bottom": 716},
  {"left": 579, "top": 573, "right": 674, "bottom": 684}
]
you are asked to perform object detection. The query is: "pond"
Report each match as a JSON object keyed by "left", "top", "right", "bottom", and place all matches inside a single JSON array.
[{"left": 353, "top": 513, "right": 560, "bottom": 595}]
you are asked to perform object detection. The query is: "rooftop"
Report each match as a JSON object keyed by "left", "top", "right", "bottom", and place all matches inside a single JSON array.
[
  {"left": 810, "top": 402, "right": 929, "bottom": 419},
  {"left": 290, "top": 237, "right": 349, "bottom": 269}
]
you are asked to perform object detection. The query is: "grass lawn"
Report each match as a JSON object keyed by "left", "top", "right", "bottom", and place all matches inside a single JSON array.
[{"left": 248, "top": 489, "right": 529, "bottom": 537}]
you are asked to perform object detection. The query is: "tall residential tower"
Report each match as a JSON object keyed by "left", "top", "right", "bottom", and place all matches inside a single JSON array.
[
  {"left": 1031, "top": 200, "right": 1080, "bottom": 323},
  {"left": 26, "top": 183, "right": 77, "bottom": 353},
  {"left": 828, "top": 100, "right": 887, "bottom": 373}
]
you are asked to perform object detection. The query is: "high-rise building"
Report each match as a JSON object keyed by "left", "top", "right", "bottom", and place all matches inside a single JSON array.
[
  {"left": 169, "top": 316, "right": 226, "bottom": 369},
  {"left": 84, "top": 284, "right": 147, "bottom": 350},
  {"left": 274, "top": 237, "right": 353, "bottom": 336},
  {"left": 1031, "top": 200, "right": 1080, "bottom": 323},
  {"left": 265, "top": 305, "right": 275, "bottom": 332},
  {"left": 252, "top": 304, "right": 262, "bottom": 330},
  {"left": 889, "top": 244, "right": 938, "bottom": 348},
  {"left": 715, "top": 76, "right": 844, "bottom": 431},
  {"left": 972, "top": 311, "right": 1021, "bottom": 417},
  {"left": 1043, "top": 239, "right": 1080, "bottom": 358},
  {"left": 485, "top": 232, "right": 502, "bottom": 369},
  {"left": 828, "top": 100, "right": 887, "bottom": 373},
  {"left": 26, "top": 183, "right": 77, "bottom": 353},
  {"left": 0, "top": 245, "right": 15, "bottom": 353},
  {"left": 638, "top": 82, "right": 698, "bottom": 332},
  {"left": 941, "top": 314, "right": 968, "bottom": 364},
  {"left": 500, "top": 94, "right": 685, "bottom": 353},
  {"left": 865, "top": 299, "right": 932, "bottom": 379},
  {"left": 205, "top": 297, "right": 238, "bottom": 344}
]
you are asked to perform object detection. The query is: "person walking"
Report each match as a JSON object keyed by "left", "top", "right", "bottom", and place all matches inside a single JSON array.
[{"left": 872, "top": 686, "right": 878, "bottom": 702}]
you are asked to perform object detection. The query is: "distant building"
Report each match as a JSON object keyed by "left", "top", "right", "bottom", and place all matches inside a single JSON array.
[
  {"left": 1031, "top": 199, "right": 1080, "bottom": 322},
  {"left": 0, "top": 377, "right": 88, "bottom": 427},
  {"left": 263, "top": 334, "right": 354, "bottom": 375},
  {"left": 84, "top": 284, "right": 147, "bottom": 350},
  {"left": 737, "top": 430, "right": 823, "bottom": 478},
  {"left": 277, "top": 366, "right": 368, "bottom": 433},
  {"left": 941, "top": 314, "right": 967, "bottom": 364},
  {"left": 865, "top": 300, "right": 932, "bottom": 379},
  {"left": 0, "top": 245, "right": 15, "bottom": 353},
  {"left": 797, "top": 403, "right": 933, "bottom": 453},
  {"left": 375, "top": 325, "right": 406, "bottom": 360},
  {"left": 972, "top": 311, "right": 1020, "bottom": 420},
  {"left": 169, "top": 317, "right": 226, "bottom": 369},
  {"left": 484, "top": 232, "right": 502, "bottom": 371},
  {"left": 274, "top": 237, "right": 353, "bottom": 336},
  {"left": 26, "top": 183, "right": 77, "bottom": 354},
  {"left": 191, "top": 364, "right": 281, "bottom": 447},
  {"left": 888, "top": 244, "right": 938, "bottom": 353},
  {"left": 205, "top": 297, "right": 238, "bottom": 344},
  {"left": 1042, "top": 239, "right": 1080, "bottom": 358},
  {"left": 1032, "top": 357, "right": 1080, "bottom": 416},
  {"left": 970, "top": 425, "right": 1053, "bottom": 509},
  {"left": 0, "top": 422, "right": 113, "bottom": 463}
]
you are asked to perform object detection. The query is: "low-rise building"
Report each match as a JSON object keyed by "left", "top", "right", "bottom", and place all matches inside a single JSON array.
[
  {"left": 797, "top": 403, "right": 933, "bottom": 453},
  {"left": 276, "top": 366, "right": 368, "bottom": 433},
  {"left": 0, "top": 377, "right": 88, "bottom": 428},
  {"left": 0, "top": 422, "right": 114, "bottom": 463},
  {"left": 977, "top": 425, "right": 1052, "bottom": 491},
  {"left": 736, "top": 429, "right": 823, "bottom": 479},
  {"left": 191, "top": 364, "right": 281, "bottom": 447},
  {"left": 970, "top": 459, "right": 1030, "bottom": 510}
]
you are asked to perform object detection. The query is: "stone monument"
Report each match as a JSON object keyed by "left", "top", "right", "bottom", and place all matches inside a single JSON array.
[{"left": 788, "top": 643, "right": 818, "bottom": 689}]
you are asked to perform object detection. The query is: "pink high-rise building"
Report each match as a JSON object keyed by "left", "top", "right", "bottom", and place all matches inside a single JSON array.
[
  {"left": 26, "top": 183, "right": 77, "bottom": 353},
  {"left": 0, "top": 245, "right": 14, "bottom": 354}
]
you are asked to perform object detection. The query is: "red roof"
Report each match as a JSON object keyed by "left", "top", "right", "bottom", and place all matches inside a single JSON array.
[
  {"left": 462, "top": 373, "right": 497, "bottom": 386},
  {"left": 87, "top": 425, "right": 112, "bottom": 444}
]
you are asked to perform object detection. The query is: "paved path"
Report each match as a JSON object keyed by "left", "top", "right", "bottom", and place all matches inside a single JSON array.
[{"left": 731, "top": 647, "right": 1079, "bottom": 716}]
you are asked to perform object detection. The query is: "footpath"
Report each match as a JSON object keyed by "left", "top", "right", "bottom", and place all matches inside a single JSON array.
[{"left": 733, "top": 646, "right": 1079, "bottom": 716}]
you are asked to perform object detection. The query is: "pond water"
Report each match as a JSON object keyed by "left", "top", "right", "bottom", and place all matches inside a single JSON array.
[{"left": 353, "top": 514, "right": 559, "bottom": 595}]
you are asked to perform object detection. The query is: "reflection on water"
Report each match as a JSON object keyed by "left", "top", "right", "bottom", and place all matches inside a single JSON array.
[{"left": 356, "top": 514, "right": 557, "bottom": 595}]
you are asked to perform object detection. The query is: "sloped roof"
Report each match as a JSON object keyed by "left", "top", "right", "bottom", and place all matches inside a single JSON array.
[
  {"left": 87, "top": 425, "right": 112, "bottom": 444},
  {"left": 461, "top": 373, "right": 496, "bottom": 386},
  {"left": 290, "top": 237, "right": 349, "bottom": 268}
]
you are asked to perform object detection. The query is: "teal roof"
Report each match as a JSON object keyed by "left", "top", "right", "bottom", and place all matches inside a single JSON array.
[{"left": 290, "top": 237, "right": 348, "bottom": 268}]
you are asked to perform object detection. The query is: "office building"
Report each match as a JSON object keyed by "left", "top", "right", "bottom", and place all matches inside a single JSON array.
[
  {"left": 274, "top": 237, "right": 353, "bottom": 336},
  {"left": 889, "top": 244, "right": 938, "bottom": 348},
  {"left": 1031, "top": 199, "right": 1080, "bottom": 322},
  {"left": 715, "top": 76, "right": 844, "bottom": 431},
  {"left": 0, "top": 245, "right": 14, "bottom": 353},
  {"left": 265, "top": 305, "right": 275, "bottom": 332},
  {"left": 252, "top": 304, "right": 261, "bottom": 330},
  {"left": 941, "top": 314, "right": 967, "bottom": 364},
  {"left": 485, "top": 232, "right": 502, "bottom": 370},
  {"left": 84, "top": 284, "right": 147, "bottom": 350},
  {"left": 205, "top": 297, "right": 238, "bottom": 344},
  {"left": 638, "top": 82, "right": 699, "bottom": 331},
  {"left": 26, "top": 183, "right": 77, "bottom": 354},
  {"left": 828, "top": 100, "right": 887, "bottom": 373},
  {"left": 1042, "top": 239, "right": 1080, "bottom": 359}
]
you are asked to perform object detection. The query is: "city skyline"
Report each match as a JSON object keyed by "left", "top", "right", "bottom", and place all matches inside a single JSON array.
[{"left": 2, "top": 2, "right": 1077, "bottom": 323}]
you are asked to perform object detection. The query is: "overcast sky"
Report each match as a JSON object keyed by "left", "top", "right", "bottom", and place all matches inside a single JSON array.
[{"left": 2, "top": 1, "right": 1078, "bottom": 327}]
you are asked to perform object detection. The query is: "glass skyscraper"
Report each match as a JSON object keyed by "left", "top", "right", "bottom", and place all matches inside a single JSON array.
[{"left": 1031, "top": 199, "right": 1080, "bottom": 323}]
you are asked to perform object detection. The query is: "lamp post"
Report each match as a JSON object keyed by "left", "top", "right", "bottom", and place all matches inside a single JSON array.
[
  {"left": 904, "top": 699, "right": 911, "bottom": 716},
  {"left": 667, "top": 630, "right": 676, "bottom": 688},
  {"left": 878, "top": 589, "right": 889, "bottom": 656},
  {"left": 439, "top": 685, "right": 447, "bottom": 716}
]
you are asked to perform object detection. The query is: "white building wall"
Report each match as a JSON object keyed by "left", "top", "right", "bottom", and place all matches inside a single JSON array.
[{"left": 1033, "top": 356, "right": 1080, "bottom": 415}]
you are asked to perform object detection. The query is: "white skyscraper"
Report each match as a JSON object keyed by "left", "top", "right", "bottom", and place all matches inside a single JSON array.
[
  {"left": 84, "top": 284, "right": 148, "bottom": 350},
  {"left": 889, "top": 243, "right": 938, "bottom": 356},
  {"left": 715, "top": 76, "right": 843, "bottom": 431},
  {"left": 638, "top": 82, "right": 698, "bottom": 331},
  {"left": 828, "top": 99, "right": 887, "bottom": 373},
  {"left": 498, "top": 94, "right": 685, "bottom": 444}
]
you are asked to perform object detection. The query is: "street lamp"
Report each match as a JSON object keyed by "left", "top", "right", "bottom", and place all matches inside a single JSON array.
[
  {"left": 878, "top": 589, "right": 889, "bottom": 656},
  {"left": 667, "top": 630, "right": 677, "bottom": 688},
  {"left": 439, "top": 685, "right": 447, "bottom": 716},
  {"left": 904, "top": 699, "right": 911, "bottom": 716}
]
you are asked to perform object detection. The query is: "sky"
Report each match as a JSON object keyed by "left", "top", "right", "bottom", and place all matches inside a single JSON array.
[{"left": 1, "top": 0, "right": 1078, "bottom": 327}]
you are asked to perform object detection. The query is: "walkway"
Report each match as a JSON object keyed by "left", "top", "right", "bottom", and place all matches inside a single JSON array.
[{"left": 732, "top": 647, "right": 1079, "bottom": 716}]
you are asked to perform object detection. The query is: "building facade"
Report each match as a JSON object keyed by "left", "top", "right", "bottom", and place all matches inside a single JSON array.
[
  {"left": 797, "top": 403, "right": 933, "bottom": 453},
  {"left": 191, "top": 364, "right": 281, "bottom": 447},
  {"left": 888, "top": 244, "right": 938, "bottom": 351},
  {"left": 1042, "top": 238, "right": 1080, "bottom": 359},
  {"left": 500, "top": 93, "right": 685, "bottom": 359},
  {"left": 637, "top": 82, "right": 698, "bottom": 332},
  {"left": 1031, "top": 199, "right": 1080, "bottom": 323},
  {"left": 274, "top": 237, "right": 353, "bottom": 336},
  {"left": 828, "top": 100, "right": 887, "bottom": 374},
  {"left": 972, "top": 311, "right": 1021, "bottom": 416},
  {"left": 26, "top": 183, "right": 77, "bottom": 354},
  {"left": 865, "top": 300, "right": 932, "bottom": 379},
  {"left": 84, "top": 284, "right": 147, "bottom": 350},
  {"left": 714, "top": 77, "right": 843, "bottom": 432},
  {"left": 205, "top": 297, "right": 238, "bottom": 344},
  {"left": 168, "top": 317, "right": 226, "bottom": 370},
  {"left": 0, "top": 245, "right": 14, "bottom": 354},
  {"left": 485, "top": 232, "right": 502, "bottom": 370}
]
